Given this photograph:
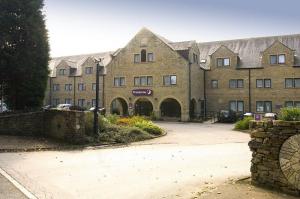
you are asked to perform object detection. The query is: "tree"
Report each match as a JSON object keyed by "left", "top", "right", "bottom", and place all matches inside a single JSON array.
[{"left": 0, "top": 0, "right": 49, "bottom": 110}]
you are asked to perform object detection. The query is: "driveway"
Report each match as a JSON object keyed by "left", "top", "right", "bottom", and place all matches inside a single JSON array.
[{"left": 0, "top": 122, "right": 251, "bottom": 199}]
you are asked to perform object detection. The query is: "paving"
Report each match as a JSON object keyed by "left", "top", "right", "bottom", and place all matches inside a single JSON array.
[
  {"left": 0, "top": 173, "right": 27, "bottom": 199},
  {"left": 0, "top": 122, "right": 251, "bottom": 199}
]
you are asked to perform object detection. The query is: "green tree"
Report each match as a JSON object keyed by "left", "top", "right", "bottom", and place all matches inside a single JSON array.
[{"left": 0, "top": 0, "right": 49, "bottom": 110}]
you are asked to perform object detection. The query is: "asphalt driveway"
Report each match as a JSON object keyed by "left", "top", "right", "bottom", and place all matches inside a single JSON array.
[{"left": 0, "top": 122, "right": 251, "bottom": 199}]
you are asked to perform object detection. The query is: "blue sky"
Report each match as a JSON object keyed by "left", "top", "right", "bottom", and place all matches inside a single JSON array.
[{"left": 44, "top": 0, "right": 300, "bottom": 57}]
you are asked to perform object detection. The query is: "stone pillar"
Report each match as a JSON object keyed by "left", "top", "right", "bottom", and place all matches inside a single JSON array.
[{"left": 181, "top": 111, "right": 190, "bottom": 122}]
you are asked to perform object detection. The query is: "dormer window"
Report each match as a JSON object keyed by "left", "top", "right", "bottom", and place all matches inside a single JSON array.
[
  {"left": 270, "top": 54, "right": 286, "bottom": 65},
  {"left": 58, "top": 69, "right": 66, "bottom": 75},
  {"left": 217, "top": 58, "right": 230, "bottom": 67},
  {"left": 141, "top": 49, "right": 147, "bottom": 62},
  {"left": 85, "top": 67, "right": 93, "bottom": 74}
]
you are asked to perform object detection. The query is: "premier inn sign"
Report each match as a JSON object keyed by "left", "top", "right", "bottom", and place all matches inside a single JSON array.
[{"left": 132, "top": 89, "right": 153, "bottom": 96}]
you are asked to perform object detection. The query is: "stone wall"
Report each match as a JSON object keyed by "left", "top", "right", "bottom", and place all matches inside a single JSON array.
[
  {"left": 0, "top": 110, "right": 87, "bottom": 144},
  {"left": 249, "top": 120, "right": 300, "bottom": 196}
]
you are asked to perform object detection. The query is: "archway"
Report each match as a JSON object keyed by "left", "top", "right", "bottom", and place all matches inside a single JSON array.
[
  {"left": 110, "top": 97, "right": 128, "bottom": 116},
  {"left": 134, "top": 98, "right": 153, "bottom": 116},
  {"left": 160, "top": 98, "right": 181, "bottom": 118}
]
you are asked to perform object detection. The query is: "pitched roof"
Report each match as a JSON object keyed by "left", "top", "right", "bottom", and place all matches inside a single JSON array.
[
  {"left": 198, "top": 34, "right": 300, "bottom": 69},
  {"left": 49, "top": 52, "right": 112, "bottom": 77}
]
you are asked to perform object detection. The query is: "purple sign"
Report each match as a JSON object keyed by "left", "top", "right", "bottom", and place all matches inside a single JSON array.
[
  {"left": 255, "top": 114, "right": 261, "bottom": 121},
  {"left": 132, "top": 89, "right": 153, "bottom": 96}
]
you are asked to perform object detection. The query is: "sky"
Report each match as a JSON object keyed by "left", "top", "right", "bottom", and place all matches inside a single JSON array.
[{"left": 44, "top": 0, "right": 300, "bottom": 57}]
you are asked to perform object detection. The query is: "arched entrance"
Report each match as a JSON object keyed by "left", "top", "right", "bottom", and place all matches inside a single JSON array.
[
  {"left": 160, "top": 98, "right": 181, "bottom": 118},
  {"left": 190, "top": 99, "right": 197, "bottom": 119},
  {"left": 134, "top": 98, "right": 153, "bottom": 116},
  {"left": 111, "top": 98, "right": 128, "bottom": 116}
]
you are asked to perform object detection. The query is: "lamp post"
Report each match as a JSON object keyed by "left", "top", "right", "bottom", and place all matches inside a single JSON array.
[{"left": 93, "top": 58, "right": 104, "bottom": 135}]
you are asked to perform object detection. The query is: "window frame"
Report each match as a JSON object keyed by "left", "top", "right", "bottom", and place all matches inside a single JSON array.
[
  {"left": 285, "top": 78, "right": 294, "bottom": 88},
  {"left": 217, "top": 58, "right": 230, "bottom": 67},
  {"left": 114, "top": 77, "right": 125, "bottom": 87},
  {"left": 78, "top": 99, "right": 85, "bottom": 107},
  {"left": 64, "top": 84, "right": 72, "bottom": 91},
  {"left": 256, "top": 101, "right": 272, "bottom": 112},
  {"left": 163, "top": 75, "right": 177, "bottom": 86},
  {"left": 78, "top": 83, "right": 85, "bottom": 91},
  {"left": 229, "top": 100, "right": 244, "bottom": 112},
  {"left": 65, "top": 98, "right": 72, "bottom": 105},
  {"left": 141, "top": 49, "right": 147, "bottom": 62},
  {"left": 134, "top": 54, "right": 140, "bottom": 63},
  {"left": 256, "top": 79, "right": 264, "bottom": 88},
  {"left": 85, "top": 67, "right": 93, "bottom": 74},
  {"left": 264, "top": 79, "right": 272, "bottom": 88},
  {"left": 211, "top": 80, "right": 218, "bottom": 89},
  {"left": 278, "top": 54, "right": 286, "bottom": 64},
  {"left": 147, "top": 53, "right": 154, "bottom": 62},
  {"left": 53, "top": 84, "right": 60, "bottom": 91}
]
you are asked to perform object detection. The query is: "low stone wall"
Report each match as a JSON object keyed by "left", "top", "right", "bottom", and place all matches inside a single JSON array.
[
  {"left": 0, "top": 112, "right": 44, "bottom": 136},
  {"left": 249, "top": 120, "right": 300, "bottom": 196},
  {"left": 0, "top": 110, "right": 87, "bottom": 144}
]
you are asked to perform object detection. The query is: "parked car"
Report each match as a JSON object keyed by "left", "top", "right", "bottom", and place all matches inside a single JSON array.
[
  {"left": 0, "top": 101, "right": 8, "bottom": 113},
  {"left": 89, "top": 107, "right": 106, "bottom": 114},
  {"left": 69, "top": 105, "right": 86, "bottom": 111},
  {"left": 264, "top": 112, "right": 277, "bottom": 120},
  {"left": 218, "top": 110, "right": 238, "bottom": 123},
  {"left": 56, "top": 104, "right": 72, "bottom": 110}
]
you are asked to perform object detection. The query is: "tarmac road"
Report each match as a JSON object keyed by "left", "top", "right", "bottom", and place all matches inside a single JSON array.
[{"left": 0, "top": 122, "right": 251, "bottom": 199}]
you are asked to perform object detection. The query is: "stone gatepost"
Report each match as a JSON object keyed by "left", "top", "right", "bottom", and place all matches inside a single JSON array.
[{"left": 248, "top": 120, "right": 300, "bottom": 196}]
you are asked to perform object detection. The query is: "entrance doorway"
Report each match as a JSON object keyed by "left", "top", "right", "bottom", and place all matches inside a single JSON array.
[
  {"left": 135, "top": 98, "right": 153, "bottom": 116},
  {"left": 160, "top": 98, "right": 181, "bottom": 118},
  {"left": 111, "top": 98, "right": 128, "bottom": 116}
]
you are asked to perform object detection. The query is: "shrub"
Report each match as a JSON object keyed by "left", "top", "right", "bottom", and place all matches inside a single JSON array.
[
  {"left": 234, "top": 116, "right": 253, "bottom": 130},
  {"left": 134, "top": 120, "right": 163, "bottom": 135},
  {"left": 106, "top": 114, "right": 120, "bottom": 124},
  {"left": 279, "top": 107, "right": 300, "bottom": 121},
  {"left": 84, "top": 112, "right": 109, "bottom": 135}
]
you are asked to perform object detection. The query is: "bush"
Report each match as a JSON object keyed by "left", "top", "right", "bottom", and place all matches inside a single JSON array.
[
  {"left": 234, "top": 116, "right": 253, "bottom": 130},
  {"left": 279, "top": 107, "right": 300, "bottom": 121},
  {"left": 134, "top": 120, "right": 163, "bottom": 135},
  {"left": 106, "top": 114, "right": 120, "bottom": 124},
  {"left": 84, "top": 112, "right": 109, "bottom": 135}
]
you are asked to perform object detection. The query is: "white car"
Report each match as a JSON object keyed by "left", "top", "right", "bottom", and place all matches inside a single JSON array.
[
  {"left": 0, "top": 101, "right": 8, "bottom": 113},
  {"left": 56, "top": 104, "right": 72, "bottom": 110}
]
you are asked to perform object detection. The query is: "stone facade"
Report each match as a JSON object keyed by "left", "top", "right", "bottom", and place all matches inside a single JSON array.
[
  {"left": 0, "top": 110, "right": 87, "bottom": 144},
  {"left": 46, "top": 28, "right": 300, "bottom": 121},
  {"left": 249, "top": 120, "right": 300, "bottom": 196}
]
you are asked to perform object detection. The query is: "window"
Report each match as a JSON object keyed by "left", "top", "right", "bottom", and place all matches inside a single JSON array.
[
  {"left": 53, "top": 84, "right": 60, "bottom": 91},
  {"left": 229, "top": 79, "right": 243, "bottom": 88},
  {"left": 217, "top": 58, "right": 230, "bottom": 67},
  {"left": 163, "top": 75, "right": 177, "bottom": 86},
  {"left": 285, "top": 101, "right": 300, "bottom": 108},
  {"left": 211, "top": 80, "right": 218, "bottom": 88},
  {"left": 256, "top": 101, "right": 272, "bottom": 112},
  {"left": 170, "top": 75, "right": 177, "bottom": 85},
  {"left": 229, "top": 101, "right": 244, "bottom": 112},
  {"left": 147, "top": 53, "right": 154, "bottom": 62},
  {"left": 193, "top": 53, "right": 198, "bottom": 64},
  {"left": 78, "top": 83, "right": 85, "bottom": 91},
  {"left": 78, "top": 99, "right": 85, "bottom": 107},
  {"left": 270, "top": 55, "right": 277, "bottom": 64},
  {"left": 264, "top": 79, "right": 271, "bottom": 88},
  {"left": 295, "top": 78, "right": 300, "bottom": 88},
  {"left": 85, "top": 67, "right": 93, "bottom": 74},
  {"left": 285, "top": 78, "right": 294, "bottom": 88},
  {"left": 256, "top": 79, "right": 263, "bottom": 88},
  {"left": 285, "top": 101, "right": 294, "bottom": 108},
  {"left": 285, "top": 78, "right": 300, "bottom": 88},
  {"left": 92, "top": 83, "right": 97, "bottom": 91},
  {"left": 65, "top": 98, "right": 72, "bottom": 105},
  {"left": 141, "top": 49, "right": 146, "bottom": 62},
  {"left": 134, "top": 76, "right": 153, "bottom": 86},
  {"left": 256, "top": 79, "right": 271, "bottom": 88},
  {"left": 53, "top": 98, "right": 60, "bottom": 106},
  {"left": 65, "top": 84, "right": 72, "bottom": 91},
  {"left": 58, "top": 69, "right": 66, "bottom": 76},
  {"left": 92, "top": 99, "right": 97, "bottom": 107},
  {"left": 278, "top": 54, "right": 286, "bottom": 64},
  {"left": 114, "top": 77, "right": 125, "bottom": 87},
  {"left": 270, "top": 54, "right": 286, "bottom": 65},
  {"left": 134, "top": 54, "right": 140, "bottom": 63}
]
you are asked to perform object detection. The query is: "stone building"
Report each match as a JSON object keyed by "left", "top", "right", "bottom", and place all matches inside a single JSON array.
[{"left": 46, "top": 28, "right": 300, "bottom": 121}]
